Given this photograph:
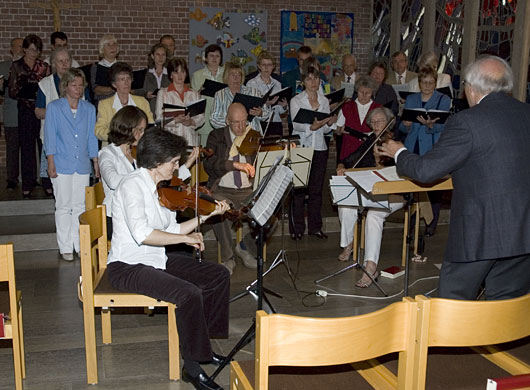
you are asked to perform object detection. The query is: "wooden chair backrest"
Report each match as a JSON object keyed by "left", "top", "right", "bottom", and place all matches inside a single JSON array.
[
  {"left": 85, "top": 181, "right": 105, "bottom": 211},
  {"left": 414, "top": 294, "right": 530, "bottom": 390},
  {"left": 79, "top": 205, "right": 108, "bottom": 298},
  {"left": 0, "top": 243, "right": 16, "bottom": 306},
  {"left": 255, "top": 297, "right": 417, "bottom": 389}
]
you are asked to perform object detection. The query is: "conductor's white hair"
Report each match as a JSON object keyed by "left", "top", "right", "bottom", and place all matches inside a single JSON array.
[{"left": 463, "top": 55, "right": 513, "bottom": 94}]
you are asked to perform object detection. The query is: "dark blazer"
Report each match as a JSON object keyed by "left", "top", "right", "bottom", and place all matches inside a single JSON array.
[
  {"left": 396, "top": 92, "right": 530, "bottom": 263},
  {"left": 203, "top": 126, "right": 256, "bottom": 189}
]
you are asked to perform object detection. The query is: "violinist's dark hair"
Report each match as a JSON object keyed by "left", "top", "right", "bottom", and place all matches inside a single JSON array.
[
  {"left": 136, "top": 127, "right": 187, "bottom": 169},
  {"left": 108, "top": 106, "right": 147, "bottom": 146}
]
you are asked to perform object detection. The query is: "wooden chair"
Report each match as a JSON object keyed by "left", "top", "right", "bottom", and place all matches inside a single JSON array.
[
  {"left": 231, "top": 298, "right": 418, "bottom": 390},
  {"left": 78, "top": 205, "right": 180, "bottom": 384},
  {"left": 0, "top": 243, "right": 25, "bottom": 390},
  {"left": 413, "top": 294, "right": 530, "bottom": 390},
  {"left": 85, "top": 181, "right": 105, "bottom": 211}
]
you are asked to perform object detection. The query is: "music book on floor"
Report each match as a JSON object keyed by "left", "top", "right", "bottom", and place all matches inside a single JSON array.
[
  {"left": 401, "top": 108, "right": 451, "bottom": 124},
  {"left": 380, "top": 266, "right": 405, "bottom": 279},
  {"left": 200, "top": 79, "right": 227, "bottom": 97}
]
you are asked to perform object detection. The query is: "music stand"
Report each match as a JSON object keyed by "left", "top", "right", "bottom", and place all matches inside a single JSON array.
[
  {"left": 315, "top": 175, "right": 388, "bottom": 296},
  {"left": 210, "top": 160, "right": 294, "bottom": 380}
]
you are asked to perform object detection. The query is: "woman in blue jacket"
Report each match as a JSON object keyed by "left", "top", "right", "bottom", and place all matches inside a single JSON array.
[
  {"left": 45, "top": 68, "right": 99, "bottom": 261},
  {"left": 400, "top": 67, "right": 451, "bottom": 236}
]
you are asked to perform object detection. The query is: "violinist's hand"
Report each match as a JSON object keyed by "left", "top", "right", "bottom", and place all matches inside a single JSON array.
[
  {"left": 186, "top": 147, "right": 200, "bottom": 168},
  {"left": 376, "top": 139, "right": 404, "bottom": 159},
  {"left": 266, "top": 96, "right": 279, "bottom": 106},
  {"left": 310, "top": 116, "right": 331, "bottom": 131},
  {"left": 417, "top": 115, "right": 439, "bottom": 129},
  {"left": 336, "top": 163, "right": 346, "bottom": 176},
  {"left": 249, "top": 107, "right": 262, "bottom": 117},
  {"left": 183, "top": 232, "right": 204, "bottom": 251},
  {"left": 208, "top": 200, "right": 230, "bottom": 218},
  {"left": 234, "top": 162, "right": 255, "bottom": 178}
]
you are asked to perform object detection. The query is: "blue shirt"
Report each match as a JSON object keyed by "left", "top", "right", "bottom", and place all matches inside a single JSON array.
[{"left": 44, "top": 98, "right": 98, "bottom": 174}]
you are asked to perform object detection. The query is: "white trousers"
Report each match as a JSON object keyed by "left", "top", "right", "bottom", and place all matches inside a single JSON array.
[
  {"left": 51, "top": 173, "right": 89, "bottom": 254},
  {"left": 338, "top": 196, "right": 405, "bottom": 265}
]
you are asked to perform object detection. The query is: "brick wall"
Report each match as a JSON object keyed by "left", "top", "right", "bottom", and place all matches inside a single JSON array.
[{"left": 0, "top": 0, "right": 372, "bottom": 167}]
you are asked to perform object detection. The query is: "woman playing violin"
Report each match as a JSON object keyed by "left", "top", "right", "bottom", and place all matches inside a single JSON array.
[
  {"left": 336, "top": 107, "right": 405, "bottom": 288},
  {"left": 107, "top": 128, "right": 230, "bottom": 390},
  {"left": 99, "top": 106, "right": 199, "bottom": 238}
]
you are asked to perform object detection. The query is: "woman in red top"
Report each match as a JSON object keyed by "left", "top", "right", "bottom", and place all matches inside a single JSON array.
[{"left": 334, "top": 76, "right": 381, "bottom": 161}]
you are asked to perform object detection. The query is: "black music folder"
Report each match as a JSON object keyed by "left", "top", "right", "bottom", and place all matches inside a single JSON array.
[
  {"left": 268, "top": 86, "right": 292, "bottom": 103},
  {"left": 326, "top": 88, "right": 345, "bottom": 104},
  {"left": 292, "top": 101, "right": 344, "bottom": 124},
  {"left": 200, "top": 79, "right": 227, "bottom": 97},
  {"left": 162, "top": 99, "right": 207, "bottom": 117},
  {"left": 401, "top": 108, "right": 451, "bottom": 124},
  {"left": 343, "top": 127, "right": 370, "bottom": 140},
  {"left": 436, "top": 86, "right": 453, "bottom": 99},
  {"left": 398, "top": 90, "right": 415, "bottom": 100}
]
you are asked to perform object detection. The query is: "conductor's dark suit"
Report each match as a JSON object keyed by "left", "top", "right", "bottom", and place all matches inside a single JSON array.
[{"left": 396, "top": 92, "right": 530, "bottom": 300}]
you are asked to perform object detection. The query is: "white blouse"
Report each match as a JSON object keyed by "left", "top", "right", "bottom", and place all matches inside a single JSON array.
[
  {"left": 107, "top": 168, "right": 181, "bottom": 270},
  {"left": 290, "top": 90, "right": 330, "bottom": 151}
]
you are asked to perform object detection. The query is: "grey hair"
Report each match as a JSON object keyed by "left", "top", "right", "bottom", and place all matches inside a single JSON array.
[
  {"left": 99, "top": 34, "right": 118, "bottom": 58},
  {"left": 59, "top": 68, "right": 86, "bottom": 97},
  {"left": 366, "top": 107, "right": 395, "bottom": 129},
  {"left": 463, "top": 55, "right": 513, "bottom": 94},
  {"left": 50, "top": 47, "right": 71, "bottom": 68},
  {"left": 355, "top": 75, "right": 379, "bottom": 92},
  {"left": 418, "top": 51, "right": 439, "bottom": 70}
]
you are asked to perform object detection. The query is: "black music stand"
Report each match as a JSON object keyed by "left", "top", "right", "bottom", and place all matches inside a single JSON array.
[
  {"left": 315, "top": 175, "right": 388, "bottom": 296},
  {"left": 210, "top": 160, "right": 293, "bottom": 380}
]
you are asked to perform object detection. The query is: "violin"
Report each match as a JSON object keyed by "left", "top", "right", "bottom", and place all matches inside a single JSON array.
[
  {"left": 236, "top": 129, "right": 297, "bottom": 156},
  {"left": 157, "top": 177, "right": 244, "bottom": 220},
  {"left": 131, "top": 145, "right": 213, "bottom": 160}
]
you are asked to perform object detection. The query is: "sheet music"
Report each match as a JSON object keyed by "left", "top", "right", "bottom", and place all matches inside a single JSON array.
[
  {"left": 376, "top": 166, "right": 404, "bottom": 182},
  {"left": 345, "top": 166, "right": 405, "bottom": 194},
  {"left": 340, "top": 81, "right": 355, "bottom": 99},
  {"left": 330, "top": 176, "right": 389, "bottom": 208},
  {"left": 250, "top": 165, "right": 294, "bottom": 226}
]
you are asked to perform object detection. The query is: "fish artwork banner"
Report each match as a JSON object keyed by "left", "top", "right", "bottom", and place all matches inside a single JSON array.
[
  {"left": 280, "top": 11, "right": 354, "bottom": 80},
  {"left": 188, "top": 7, "right": 268, "bottom": 76}
]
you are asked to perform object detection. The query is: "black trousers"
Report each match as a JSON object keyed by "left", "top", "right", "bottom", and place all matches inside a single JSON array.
[
  {"left": 438, "top": 253, "right": 530, "bottom": 300},
  {"left": 290, "top": 149, "right": 328, "bottom": 235},
  {"left": 107, "top": 253, "right": 230, "bottom": 361},
  {"left": 5, "top": 126, "right": 20, "bottom": 184},
  {"left": 18, "top": 104, "right": 40, "bottom": 192}
]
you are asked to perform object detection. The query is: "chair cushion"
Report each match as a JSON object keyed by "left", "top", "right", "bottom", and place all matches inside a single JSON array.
[{"left": 237, "top": 360, "right": 374, "bottom": 390}]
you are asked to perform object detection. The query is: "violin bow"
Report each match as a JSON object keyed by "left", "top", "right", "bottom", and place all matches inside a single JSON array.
[
  {"left": 351, "top": 116, "right": 396, "bottom": 169},
  {"left": 193, "top": 140, "right": 202, "bottom": 263}
]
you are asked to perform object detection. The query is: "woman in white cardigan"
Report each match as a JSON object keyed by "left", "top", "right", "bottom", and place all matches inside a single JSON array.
[{"left": 99, "top": 106, "right": 198, "bottom": 238}]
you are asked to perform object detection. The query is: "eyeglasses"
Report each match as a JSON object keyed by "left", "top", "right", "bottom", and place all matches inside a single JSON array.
[{"left": 228, "top": 119, "right": 248, "bottom": 127}]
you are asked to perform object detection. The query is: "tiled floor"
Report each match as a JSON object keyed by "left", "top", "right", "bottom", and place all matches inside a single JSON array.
[{"left": 0, "top": 223, "right": 446, "bottom": 389}]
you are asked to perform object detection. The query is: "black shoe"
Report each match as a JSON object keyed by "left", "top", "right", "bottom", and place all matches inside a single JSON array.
[
  {"left": 182, "top": 367, "right": 223, "bottom": 390},
  {"left": 23, "top": 191, "right": 32, "bottom": 200},
  {"left": 210, "top": 353, "right": 227, "bottom": 366},
  {"left": 6, "top": 181, "right": 17, "bottom": 190},
  {"left": 296, "top": 233, "right": 303, "bottom": 240},
  {"left": 310, "top": 230, "right": 328, "bottom": 239}
]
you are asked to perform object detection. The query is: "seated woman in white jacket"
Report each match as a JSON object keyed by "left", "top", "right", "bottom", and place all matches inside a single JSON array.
[{"left": 99, "top": 106, "right": 198, "bottom": 238}]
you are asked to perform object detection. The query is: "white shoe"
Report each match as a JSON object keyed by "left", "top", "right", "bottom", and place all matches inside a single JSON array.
[
  {"left": 222, "top": 258, "right": 236, "bottom": 276},
  {"left": 62, "top": 253, "right": 74, "bottom": 262},
  {"left": 234, "top": 243, "right": 257, "bottom": 269}
]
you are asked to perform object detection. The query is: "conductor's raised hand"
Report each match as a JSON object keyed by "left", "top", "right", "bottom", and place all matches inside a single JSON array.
[
  {"left": 234, "top": 161, "right": 255, "bottom": 178},
  {"left": 184, "top": 232, "right": 204, "bottom": 251},
  {"left": 376, "top": 139, "right": 405, "bottom": 159}
]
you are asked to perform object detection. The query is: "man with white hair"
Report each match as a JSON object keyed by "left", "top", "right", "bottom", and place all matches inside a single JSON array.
[{"left": 378, "top": 55, "right": 530, "bottom": 300}]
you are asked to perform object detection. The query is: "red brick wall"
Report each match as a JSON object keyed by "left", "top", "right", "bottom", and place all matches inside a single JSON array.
[{"left": 0, "top": 0, "right": 372, "bottom": 167}]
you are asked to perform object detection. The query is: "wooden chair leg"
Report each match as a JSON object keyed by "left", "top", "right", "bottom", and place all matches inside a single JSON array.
[
  {"left": 101, "top": 308, "right": 112, "bottom": 344},
  {"left": 360, "top": 214, "right": 366, "bottom": 251},
  {"left": 12, "top": 318, "right": 23, "bottom": 390},
  {"left": 236, "top": 226, "right": 243, "bottom": 244},
  {"left": 167, "top": 303, "right": 180, "bottom": 380},
  {"left": 83, "top": 303, "right": 98, "bottom": 384},
  {"left": 353, "top": 221, "right": 359, "bottom": 262},
  {"left": 18, "top": 303, "right": 26, "bottom": 379},
  {"left": 402, "top": 208, "right": 409, "bottom": 267}
]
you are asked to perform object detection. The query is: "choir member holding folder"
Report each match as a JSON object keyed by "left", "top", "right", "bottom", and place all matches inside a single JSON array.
[
  {"left": 156, "top": 58, "right": 205, "bottom": 146},
  {"left": 290, "top": 64, "right": 337, "bottom": 240},
  {"left": 399, "top": 67, "right": 451, "bottom": 236},
  {"left": 191, "top": 44, "right": 225, "bottom": 146},
  {"left": 210, "top": 62, "right": 271, "bottom": 133}
]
